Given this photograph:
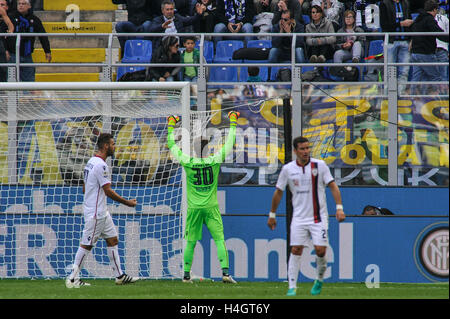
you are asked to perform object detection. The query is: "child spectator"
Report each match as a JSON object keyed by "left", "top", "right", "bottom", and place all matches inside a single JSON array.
[{"left": 180, "top": 36, "right": 200, "bottom": 81}]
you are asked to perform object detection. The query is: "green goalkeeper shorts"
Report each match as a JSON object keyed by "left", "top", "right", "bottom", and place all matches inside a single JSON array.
[{"left": 184, "top": 206, "right": 224, "bottom": 241}]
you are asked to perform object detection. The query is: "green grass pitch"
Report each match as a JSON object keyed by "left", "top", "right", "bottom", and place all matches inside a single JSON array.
[{"left": 0, "top": 279, "right": 448, "bottom": 299}]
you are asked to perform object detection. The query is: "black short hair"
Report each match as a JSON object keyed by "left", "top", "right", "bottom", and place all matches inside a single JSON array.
[
  {"left": 97, "top": 133, "right": 113, "bottom": 149},
  {"left": 424, "top": 0, "right": 439, "bottom": 11},
  {"left": 281, "top": 9, "right": 293, "bottom": 19},
  {"left": 183, "top": 36, "right": 197, "bottom": 44},
  {"left": 293, "top": 136, "right": 309, "bottom": 149},
  {"left": 248, "top": 66, "right": 260, "bottom": 76},
  {"left": 192, "top": 136, "right": 210, "bottom": 158}
]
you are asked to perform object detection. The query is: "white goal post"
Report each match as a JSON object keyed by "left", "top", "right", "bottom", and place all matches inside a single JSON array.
[{"left": 0, "top": 81, "right": 191, "bottom": 279}]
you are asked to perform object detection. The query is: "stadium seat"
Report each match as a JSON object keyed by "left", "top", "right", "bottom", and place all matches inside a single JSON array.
[
  {"left": 302, "top": 14, "right": 310, "bottom": 24},
  {"left": 246, "top": 39, "right": 272, "bottom": 49},
  {"left": 195, "top": 40, "right": 214, "bottom": 63},
  {"left": 368, "top": 40, "right": 383, "bottom": 57},
  {"left": 122, "top": 40, "right": 152, "bottom": 62},
  {"left": 209, "top": 65, "right": 238, "bottom": 82},
  {"left": 214, "top": 40, "right": 244, "bottom": 62},
  {"left": 116, "top": 66, "right": 145, "bottom": 81},
  {"left": 270, "top": 66, "right": 291, "bottom": 81}
]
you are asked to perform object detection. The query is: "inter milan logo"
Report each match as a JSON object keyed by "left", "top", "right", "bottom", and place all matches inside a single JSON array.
[
  {"left": 311, "top": 168, "right": 318, "bottom": 177},
  {"left": 414, "top": 222, "right": 449, "bottom": 282}
]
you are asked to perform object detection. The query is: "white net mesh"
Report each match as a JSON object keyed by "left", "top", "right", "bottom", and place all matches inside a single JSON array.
[{"left": 0, "top": 85, "right": 190, "bottom": 279}]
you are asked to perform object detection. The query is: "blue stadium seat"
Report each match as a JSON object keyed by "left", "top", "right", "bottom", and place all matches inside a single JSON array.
[
  {"left": 214, "top": 40, "right": 244, "bottom": 62},
  {"left": 195, "top": 40, "right": 214, "bottom": 63},
  {"left": 302, "top": 14, "right": 310, "bottom": 24},
  {"left": 368, "top": 40, "right": 383, "bottom": 57},
  {"left": 116, "top": 66, "right": 146, "bottom": 81},
  {"left": 122, "top": 40, "right": 152, "bottom": 62},
  {"left": 246, "top": 39, "right": 272, "bottom": 49},
  {"left": 270, "top": 66, "right": 291, "bottom": 81},
  {"left": 210, "top": 65, "right": 238, "bottom": 82}
]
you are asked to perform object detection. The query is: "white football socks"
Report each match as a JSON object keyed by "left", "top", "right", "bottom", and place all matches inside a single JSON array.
[
  {"left": 316, "top": 255, "right": 327, "bottom": 281},
  {"left": 107, "top": 245, "right": 123, "bottom": 278},
  {"left": 69, "top": 246, "right": 90, "bottom": 280},
  {"left": 288, "top": 253, "right": 302, "bottom": 289}
]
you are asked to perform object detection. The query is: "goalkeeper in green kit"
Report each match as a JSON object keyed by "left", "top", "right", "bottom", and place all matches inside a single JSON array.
[{"left": 167, "top": 111, "right": 239, "bottom": 284}]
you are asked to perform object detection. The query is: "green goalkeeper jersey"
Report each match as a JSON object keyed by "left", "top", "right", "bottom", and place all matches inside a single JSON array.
[{"left": 167, "top": 124, "right": 236, "bottom": 209}]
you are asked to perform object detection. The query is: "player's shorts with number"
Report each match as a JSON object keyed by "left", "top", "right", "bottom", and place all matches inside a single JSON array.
[
  {"left": 80, "top": 213, "right": 118, "bottom": 246},
  {"left": 290, "top": 221, "right": 329, "bottom": 247},
  {"left": 184, "top": 206, "right": 224, "bottom": 241}
]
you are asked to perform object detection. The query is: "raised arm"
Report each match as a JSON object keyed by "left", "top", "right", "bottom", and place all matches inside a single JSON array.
[
  {"left": 167, "top": 115, "right": 191, "bottom": 165},
  {"left": 211, "top": 111, "right": 240, "bottom": 164}
]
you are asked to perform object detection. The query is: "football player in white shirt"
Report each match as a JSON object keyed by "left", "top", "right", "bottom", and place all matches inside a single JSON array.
[
  {"left": 268, "top": 136, "right": 345, "bottom": 296},
  {"left": 66, "top": 133, "right": 139, "bottom": 288}
]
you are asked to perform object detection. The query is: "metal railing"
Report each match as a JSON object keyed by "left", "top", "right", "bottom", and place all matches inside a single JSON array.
[{"left": 1, "top": 31, "right": 448, "bottom": 186}]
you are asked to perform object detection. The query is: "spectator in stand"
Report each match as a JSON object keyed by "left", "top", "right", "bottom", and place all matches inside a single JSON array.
[
  {"left": 410, "top": 0, "right": 448, "bottom": 92},
  {"left": 253, "top": 0, "right": 275, "bottom": 39},
  {"left": 149, "top": 0, "right": 205, "bottom": 48},
  {"left": 268, "top": 9, "right": 306, "bottom": 64},
  {"left": 112, "top": 0, "right": 155, "bottom": 59},
  {"left": 379, "top": 0, "right": 414, "bottom": 93},
  {"left": 333, "top": 10, "right": 365, "bottom": 65},
  {"left": 311, "top": 0, "right": 344, "bottom": 30},
  {"left": 180, "top": 36, "right": 200, "bottom": 81},
  {"left": 435, "top": 6, "right": 449, "bottom": 80},
  {"left": 0, "top": 0, "right": 14, "bottom": 82},
  {"left": 298, "top": 0, "right": 312, "bottom": 13},
  {"left": 147, "top": 36, "right": 181, "bottom": 82},
  {"left": 8, "top": 0, "right": 51, "bottom": 82},
  {"left": 272, "top": 0, "right": 304, "bottom": 25},
  {"left": 193, "top": 0, "right": 217, "bottom": 33},
  {"left": 305, "top": 4, "right": 336, "bottom": 63},
  {"left": 213, "top": 0, "right": 256, "bottom": 45},
  {"left": 255, "top": 0, "right": 275, "bottom": 13},
  {"left": 153, "top": 0, "right": 192, "bottom": 17}
]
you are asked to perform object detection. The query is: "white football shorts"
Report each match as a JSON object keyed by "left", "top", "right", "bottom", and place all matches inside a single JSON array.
[
  {"left": 80, "top": 214, "right": 118, "bottom": 246},
  {"left": 290, "top": 221, "right": 329, "bottom": 247}
]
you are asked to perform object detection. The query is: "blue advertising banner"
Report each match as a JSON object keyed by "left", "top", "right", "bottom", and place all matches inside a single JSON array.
[
  {"left": 197, "top": 216, "right": 448, "bottom": 283},
  {"left": 0, "top": 186, "right": 448, "bottom": 282}
]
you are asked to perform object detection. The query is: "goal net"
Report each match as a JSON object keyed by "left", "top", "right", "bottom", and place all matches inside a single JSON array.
[{"left": 0, "top": 82, "right": 191, "bottom": 279}]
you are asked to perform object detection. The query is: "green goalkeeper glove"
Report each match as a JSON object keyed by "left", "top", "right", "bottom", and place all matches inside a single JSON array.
[
  {"left": 227, "top": 111, "right": 240, "bottom": 126},
  {"left": 167, "top": 115, "right": 180, "bottom": 129}
]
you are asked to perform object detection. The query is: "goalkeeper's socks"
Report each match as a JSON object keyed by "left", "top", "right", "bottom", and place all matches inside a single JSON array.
[{"left": 222, "top": 268, "right": 229, "bottom": 277}]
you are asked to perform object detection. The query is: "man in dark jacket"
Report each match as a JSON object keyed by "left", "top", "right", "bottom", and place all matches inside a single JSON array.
[
  {"left": 410, "top": 0, "right": 448, "bottom": 90},
  {"left": 268, "top": 9, "right": 306, "bottom": 63},
  {"left": 8, "top": 0, "right": 51, "bottom": 81},
  {"left": 148, "top": 0, "right": 204, "bottom": 48},
  {"left": 113, "top": 0, "right": 155, "bottom": 59}
]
